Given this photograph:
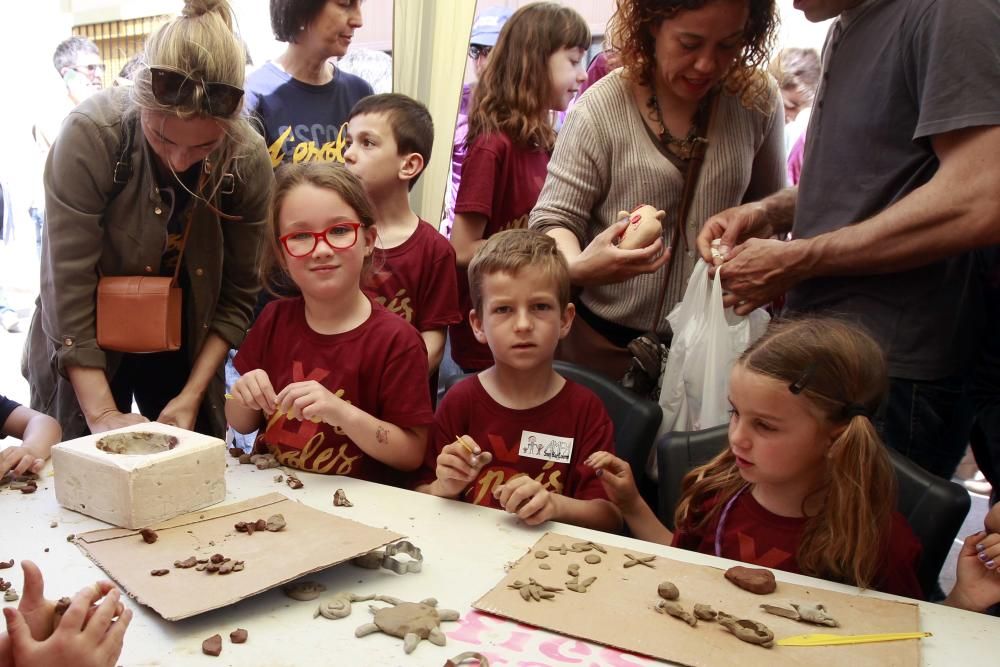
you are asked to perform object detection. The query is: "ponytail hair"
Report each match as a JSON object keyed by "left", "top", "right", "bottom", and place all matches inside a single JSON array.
[{"left": 675, "top": 318, "right": 895, "bottom": 590}]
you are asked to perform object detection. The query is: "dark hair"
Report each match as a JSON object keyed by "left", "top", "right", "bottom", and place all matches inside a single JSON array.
[
  {"left": 610, "top": 0, "right": 778, "bottom": 112},
  {"left": 259, "top": 161, "right": 378, "bottom": 297},
  {"left": 467, "top": 228, "right": 571, "bottom": 315},
  {"left": 117, "top": 53, "right": 144, "bottom": 81},
  {"left": 52, "top": 36, "right": 100, "bottom": 73},
  {"left": 348, "top": 93, "right": 434, "bottom": 190},
  {"left": 468, "top": 2, "right": 590, "bottom": 151},
  {"left": 270, "top": 0, "right": 349, "bottom": 43}
]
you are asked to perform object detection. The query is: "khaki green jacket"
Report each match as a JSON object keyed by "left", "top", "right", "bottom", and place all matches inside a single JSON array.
[{"left": 23, "top": 88, "right": 274, "bottom": 439}]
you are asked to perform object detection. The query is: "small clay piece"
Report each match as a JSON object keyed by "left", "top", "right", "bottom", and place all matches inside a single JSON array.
[
  {"left": 254, "top": 518, "right": 267, "bottom": 531},
  {"left": 548, "top": 544, "right": 571, "bottom": 556},
  {"left": 265, "top": 514, "right": 286, "bottom": 532},
  {"left": 139, "top": 528, "right": 158, "bottom": 544},
  {"left": 566, "top": 576, "right": 597, "bottom": 594},
  {"left": 274, "top": 474, "right": 283, "bottom": 483},
  {"left": 238, "top": 453, "right": 252, "bottom": 464},
  {"left": 229, "top": 628, "right": 248, "bottom": 644},
  {"left": 724, "top": 566, "right": 777, "bottom": 595},
  {"left": 693, "top": 603, "right": 718, "bottom": 621},
  {"left": 567, "top": 564, "right": 580, "bottom": 577},
  {"left": 206, "top": 563, "right": 220, "bottom": 573},
  {"left": 218, "top": 561, "right": 235, "bottom": 575},
  {"left": 0, "top": 559, "right": 12, "bottom": 569},
  {"left": 569, "top": 542, "right": 592, "bottom": 553},
  {"left": 655, "top": 600, "right": 697, "bottom": 627},
  {"left": 202, "top": 633, "right": 223, "bottom": 656},
  {"left": 534, "top": 551, "right": 548, "bottom": 559},
  {"left": 197, "top": 558, "right": 209, "bottom": 564},
  {"left": 657, "top": 581, "right": 679, "bottom": 601},
  {"left": 508, "top": 578, "right": 562, "bottom": 602},
  {"left": 333, "top": 488, "right": 353, "bottom": 507},
  {"left": 584, "top": 554, "right": 602, "bottom": 565},
  {"left": 624, "top": 553, "right": 656, "bottom": 568},
  {"left": 174, "top": 556, "right": 198, "bottom": 569},
  {"left": 233, "top": 561, "right": 245, "bottom": 572},
  {"left": 196, "top": 564, "right": 207, "bottom": 571},
  {"left": 50, "top": 521, "right": 58, "bottom": 528},
  {"left": 150, "top": 569, "right": 169, "bottom": 576},
  {"left": 96, "top": 431, "right": 178, "bottom": 455},
  {"left": 210, "top": 553, "right": 225, "bottom": 564},
  {"left": 445, "top": 651, "right": 491, "bottom": 667},
  {"left": 718, "top": 616, "right": 775, "bottom": 649},
  {"left": 52, "top": 597, "right": 71, "bottom": 628},
  {"left": 20, "top": 482, "right": 38, "bottom": 494},
  {"left": 616, "top": 204, "right": 667, "bottom": 250},
  {"left": 228, "top": 446, "right": 244, "bottom": 458},
  {"left": 759, "top": 601, "right": 839, "bottom": 627},
  {"left": 250, "top": 454, "right": 279, "bottom": 470},
  {"left": 314, "top": 592, "right": 375, "bottom": 619},
  {"left": 66, "top": 534, "right": 75, "bottom": 542},
  {"left": 538, "top": 563, "right": 551, "bottom": 570},
  {"left": 4, "top": 589, "right": 19, "bottom": 602},
  {"left": 286, "top": 475, "right": 304, "bottom": 490},
  {"left": 353, "top": 595, "right": 461, "bottom": 654},
  {"left": 284, "top": 581, "right": 327, "bottom": 601},
  {"left": 0, "top": 580, "right": 9, "bottom": 591},
  {"left": 588, "top": 542, "right": 607, "bottom": 554}
]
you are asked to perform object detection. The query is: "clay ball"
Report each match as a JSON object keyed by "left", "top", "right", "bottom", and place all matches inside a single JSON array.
[
  {"left": 724, "top": 566, "right": 777, "bottom": 595},
  {"left": 657, "top": 581, "right": 680, "bottom": 601}
]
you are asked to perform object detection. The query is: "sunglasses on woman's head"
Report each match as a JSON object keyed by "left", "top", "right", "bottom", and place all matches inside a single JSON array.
[{"left": 149, "top": 66, "right": 244, "bottom": 117}]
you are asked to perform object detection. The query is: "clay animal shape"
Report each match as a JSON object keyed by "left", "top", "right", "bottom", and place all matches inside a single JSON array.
[
  {"left": 759, "top": 601, "right": 839, "bottom": 627},
  {"left": 315, "top": 592, "right": 376, "bottom": 619},
  {"left": 354, "top": 596, "right": 460, "bottom": 654},
  {"left": 693, "top": 603, "right": 718, "bottom": 621},
  {"left": 655, "top": 600, "right": 697, "bottom": 627},
  {"left": 724, "top": 566, "right": 776, "bottom": 594},
  {"left": 718, "top": 616, "right": 775, "bottom": 649},
  {"left": 617, "top": 205, "right": 667, "bottom": 250}
]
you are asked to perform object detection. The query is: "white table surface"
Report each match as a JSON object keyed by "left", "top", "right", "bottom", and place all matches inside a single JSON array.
[{"left": 4, "top": 457, "right": 999, "bottom": 666}]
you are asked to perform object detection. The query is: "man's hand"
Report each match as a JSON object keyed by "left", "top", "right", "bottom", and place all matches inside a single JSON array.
[
  {"left": 696, "top": 201, "right": 770, "bottom": 266},
  {"left": 716, "top": 237, "right": 813, "bottom": 315},
  {"left": 87, "top": 410, "right": 147, "bottom": 434},
  {"left": 156, "top": 392, "right": 201, "bottom": 430}
]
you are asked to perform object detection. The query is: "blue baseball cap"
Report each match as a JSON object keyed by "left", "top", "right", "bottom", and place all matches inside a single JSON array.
[{"left": 470, "top": 6, "right": 513, "bottom": 47}]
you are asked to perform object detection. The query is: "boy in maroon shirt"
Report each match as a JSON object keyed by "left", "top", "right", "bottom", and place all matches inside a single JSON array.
[
  {"left": 344, "top": 94, "right": 462, "bottom": 375},
  {"left": 416, "top": 229, "right": 622, "bottom": 532}
]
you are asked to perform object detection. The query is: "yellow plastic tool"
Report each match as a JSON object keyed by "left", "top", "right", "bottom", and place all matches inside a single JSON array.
[{"left": 777, "top": 631, "right": 931, "bottom": 647}]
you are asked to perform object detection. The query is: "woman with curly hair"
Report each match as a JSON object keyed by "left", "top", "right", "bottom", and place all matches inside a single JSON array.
[{"left": 530, "top": 0, "right": 785, "bottom": 383}]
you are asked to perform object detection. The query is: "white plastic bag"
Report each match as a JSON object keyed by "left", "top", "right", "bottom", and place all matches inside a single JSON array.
[{"left": 649, "top": 261, "right": 770, "bottom": 477}]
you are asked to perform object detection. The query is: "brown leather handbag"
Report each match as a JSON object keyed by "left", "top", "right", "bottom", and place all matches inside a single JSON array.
[{"left": 96, "top": 209, "right": 194, "bottom": 354}]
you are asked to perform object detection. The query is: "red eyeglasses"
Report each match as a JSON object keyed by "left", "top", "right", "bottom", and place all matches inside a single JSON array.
[
  {"left": 279, "top": 222, "right": 363, "bottom": 257},
  {"left": 150, "top": 66, "right": 244, "bottom": 117}
]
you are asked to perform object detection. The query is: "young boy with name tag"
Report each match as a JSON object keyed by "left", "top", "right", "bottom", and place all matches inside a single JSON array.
[{"left": 416, "top": 229, "right": 622, "bottom": 531}]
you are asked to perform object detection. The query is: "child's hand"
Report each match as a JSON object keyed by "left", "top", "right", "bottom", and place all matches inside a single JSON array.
[
  {"left": 585, "top": 451, "right": 641, "bottom": 513},
  {"left": 946, "top": 531, "right": 1000, "bottom": 612},
  {"left": 231, "top": 370, "right": 278, "bottom": 415},
  {"left": 0, "top": 446, "right": 45, "bottom": 477},
  {"left": 493, "top": 476, "right": 557, "bottom": 526},
  {"left": 9, "top": 561, "right": 122, "bottom": 642},
  {"left": 3, "top": 584, "right": 131, "bottom": 667},
  {"left": 275, "top": 381, "right": 344, "bottom": 424},
  {"left": 434, "top": 437, "right": 492, "bottom": 497}
]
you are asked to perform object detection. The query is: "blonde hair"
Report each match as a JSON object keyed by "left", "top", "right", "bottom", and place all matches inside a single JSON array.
[
  {"left": 259, "top": 162, "right": 378, "bottom": 297},
  {"left": 674, "top": 318, "right": 896, "bottom": 590},
  {"left": 467, "top": 228, "right": 571, "bottom": 314},
  {"left": 129, "top": 0, "right": 253, "bottom": 201},
  {"left": 467, "top": 2, "right": 590, "bottom": 151}
]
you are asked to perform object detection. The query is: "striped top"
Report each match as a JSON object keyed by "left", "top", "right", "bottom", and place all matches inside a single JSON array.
[{"left": 529, "top": 69, "right": 785, "bottom": 337}]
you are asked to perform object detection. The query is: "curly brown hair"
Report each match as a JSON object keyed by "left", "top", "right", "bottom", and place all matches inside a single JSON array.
[{"left": 609, "top": 0, "right": 778, "bottom": 112}]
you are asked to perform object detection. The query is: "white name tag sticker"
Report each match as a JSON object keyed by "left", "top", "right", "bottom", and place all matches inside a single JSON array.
[{"left": 518, "top": 430, "right": 574, "bottom": 463}]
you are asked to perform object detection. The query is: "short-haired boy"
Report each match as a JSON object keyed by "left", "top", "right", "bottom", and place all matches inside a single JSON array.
[
  {"left": 416, "top": 229, "right": 622, "bottom": 531},
  {"left": 344, "top": 94, "right": 461, "bottom": 375},
  {"left": 1, "top": 392, "right": 61, "bottom": 477}
]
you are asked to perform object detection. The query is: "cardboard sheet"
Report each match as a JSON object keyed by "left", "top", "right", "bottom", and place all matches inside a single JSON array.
[
  {"left": 74, "top": 492, "right": 403, "bottom": 620},
  {"left": 475, "top": 532, "right": 920, "bottom": 667}
]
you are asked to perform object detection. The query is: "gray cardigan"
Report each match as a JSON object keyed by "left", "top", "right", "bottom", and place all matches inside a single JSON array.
[
  {"left": 530, "top": 69, "right": 785, "bottom": 337},
  {"left": 23, "top": 87, "right": 274, "bottom": 439}
]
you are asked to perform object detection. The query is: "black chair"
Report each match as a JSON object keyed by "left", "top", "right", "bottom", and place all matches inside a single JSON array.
[
  {"left": 438, "top": 361, "right": 663, "bottom": 507},
  {"left": 654, "top": 426, "right": 970, "bottom": 598}
]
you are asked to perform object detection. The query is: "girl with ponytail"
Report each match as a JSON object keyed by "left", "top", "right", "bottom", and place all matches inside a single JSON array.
[{"left": 588, "top": 318, "right": 924, "bottom": 597}]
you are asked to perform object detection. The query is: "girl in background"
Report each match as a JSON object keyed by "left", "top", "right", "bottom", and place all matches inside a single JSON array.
[
  {"left": 588, "top": 318, "right": 924, "bottom": 598},
  {"left": 227, "top": 163, "right": 433, "bottom": 484},
  {"left": 448, "top": 2, "right": 590, "bottom": 372}
]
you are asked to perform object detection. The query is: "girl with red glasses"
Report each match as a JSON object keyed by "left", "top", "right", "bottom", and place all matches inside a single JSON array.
[{"left": 226, "top": 163, "right": 433, "bottom": 484}]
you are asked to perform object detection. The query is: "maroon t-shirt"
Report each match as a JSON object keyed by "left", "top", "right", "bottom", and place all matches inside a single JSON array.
[
  {"left": 364, "top": 220, "right": 462, "bottom": 333},
  {"left": 418, "top": 375, "right": 613, "bottom": 509},
  {"left": 234, "top": 297, "right": 434, "bottom": 485},
  {"left": 672, "top": 490, "right": 924, "bottom": 599},
  {"left": 449, "top": 132, "right": 550, "bottom": 370}
]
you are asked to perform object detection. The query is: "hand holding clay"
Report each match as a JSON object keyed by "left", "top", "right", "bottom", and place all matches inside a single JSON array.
[
  {"left": 568, "top": 219, "right": 670, "bottom": 287},
  {"left": 231, "top": 369, "right": 278, "bottom": 415},
  {"left": 3, "top": 569, "right": 130, "bottom": 667},
  {"left": 275, "top": 380, "right": 345, "bottom": 424},
  {"left": 9, "top": 561, "right": 122, "bottom": 642},
  {"left": 434, "top": 436, "right": 491, "bottom": 497},
  {"left": 696, "top": 201, "right": 768, "bottom": 268},
  {"left": 493, "top": 476, "right": 557, "bottom": 526},
  {"left": 87, "top": 410, "right": 148, "bottom": 434},
  {"left": 585, "top": 452, "right": 642, "bottom": 514},
  {"left": 616, "top": 205, "right": 666, "bottom": 251},
  {"left": 0, "top": 446, "right": 45, "bottom": 478}
]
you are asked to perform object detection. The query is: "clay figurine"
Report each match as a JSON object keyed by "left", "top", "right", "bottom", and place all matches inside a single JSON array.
[
  {"left": 284, "top": 581, "right": 327, "bottom": 601},
  {"left": 616, "top": 205, "right": 667, "bottom": 250},
  {"left": 333, "top": 489, "right": 353, "bottom": 507},
  {"left": 566, "top": 576, "right": 597, "bottom": 594},
  {"left": 139, "top": 528, "right": 158, "bottom": 544},
  {"left": 315, "top": 592, "right": 376, "bottom": 619},
  {"left": 724, "top": 566, "right": 776, "bottom": 595},
  {"left": 624, "top": 553, "right": 656, "bottom": 568},
  {"left": 354, "top": 595, "right": 461, "bottom": 654},
  {"left": 655, "top": 600, "right": 697, "bottom": 627},
  {"left": 693, "top": 603, "right": 718, "bottom": 621},
  {"left": 759, "top": 601, "right": 839, "bottom": 627},
  {"left": 229, "top": 628, "right": 248, "bottom": 644},
  {"left": 445, "top": 651, "right": 491, "bottom": 667},
  {"left": 718, "top": 615, "right": 775, "bottom": 649},
  {"left": 657, "top": 581, "right": 679, "bottom": 601},
  {"left": 202, "top": 633, "right": 223, "bottom": 656},
  {"left": 508, "top": 578, "right": 563, "bottom": 602}
]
